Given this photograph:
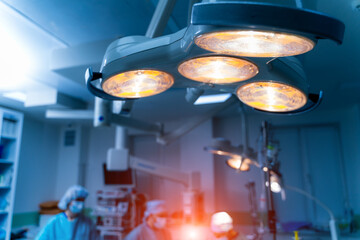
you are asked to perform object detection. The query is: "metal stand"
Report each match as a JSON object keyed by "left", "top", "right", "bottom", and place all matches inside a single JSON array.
[
  {"left": 262, "top": 121, "right": 277, "bottom": 240},
  {"left": 246, "top": 181, "right": 262, "bottom": 240}
]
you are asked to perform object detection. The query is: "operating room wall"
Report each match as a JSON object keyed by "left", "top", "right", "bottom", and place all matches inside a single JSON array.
[
  {"left": 83, "top": 119, "right": 216, "bottom": 215},
  {"left": 40, "top": 103, "right": 360, "bottom": 225},
  {"left": 14, "top": 115, "right": 60, "bottom": 213},
  {"left": 54, "top": 124, "right": 84, "bottom": 199},
  {"left": 129, "top": 119, "right": 215, "bottom": 214},
  {"left": 212, "top": 104, "right": 360, "bottom": 227},
  {"left": 84, "top": 125, "right": 115, "bottom": 208}
]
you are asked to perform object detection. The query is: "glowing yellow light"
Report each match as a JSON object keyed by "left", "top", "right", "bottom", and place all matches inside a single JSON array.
[
  {"left": 178, "top": 56, "right": 258, "bottom": 84},
  {"left": 195, "top": 30, "right": 315, "bottom": 57},
  {"left": 102, "top": 70, "right": 174, "bottom": 98},
  {"left": 237, "top": 82, "right": 307, "bottom": 112},
  {"left": 263, "top": 167, "right": 269, "bottom": 172},
  {"left": 227, "top": 157, "right": 251, "bottom": 171}
]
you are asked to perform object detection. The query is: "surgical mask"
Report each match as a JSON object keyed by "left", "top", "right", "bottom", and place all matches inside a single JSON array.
[
  {"left": 153, "top": 217, "right": 167, "bottom": 229},
  {"left": 69, "top": 201, "right": 84, "bottom": 214}
]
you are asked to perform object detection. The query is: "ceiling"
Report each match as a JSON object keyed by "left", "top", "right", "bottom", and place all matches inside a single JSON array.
[{"left": 0, "top": 0, "right": 358, "bottom": 124}]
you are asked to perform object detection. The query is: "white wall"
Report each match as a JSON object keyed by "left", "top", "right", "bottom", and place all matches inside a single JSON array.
[
  {"left": 54, "top": 124, "right": 83, "bottom": 199},
  {"left": 14, "top": 120, "right": 90, "bottom": 213},
  {"left": 85, "top": 125, "right": 116, "bottom": 208},
  {"left": 14, "top": 115, "right": 60, "bottom": 213},
  {"left": 179, "top": 119, "right": 215, "bottom": 214}
]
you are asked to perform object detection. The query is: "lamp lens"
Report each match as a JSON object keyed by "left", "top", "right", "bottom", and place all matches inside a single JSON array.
[
  {"left": 102, "top": 70, "right": 174, "bottom": 98},
  {"left": 178, "top": 56, "right": 258, "bottom": 84},
  {"left": 227, "top": 157, "right": 250, "bottom": 171},
  {"left": 237, "top": 82, "right": 307, "bottom": 112},
  {"left": 227, "top": 157, "right": 242, "bottom": 169},
  {"left": 195, "top": 30, "right": 315, "bottom": 57}
]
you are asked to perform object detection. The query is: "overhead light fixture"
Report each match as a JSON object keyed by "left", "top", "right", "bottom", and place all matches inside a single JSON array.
[
  {"left": 178, "top": 56, "right": 258, "bottom": 84},
  {"left": 101, "top": 70, "right": 174, "bottom": 98},
  {"left": 237, "top": 81, "right": 307, "bottom": 112},
  {"left": 194, "top": 93, "right": 232, "bottom": 105},
  {"left": 85, "top": 1, "right": 344, "bottom": 114},
  {"left": 236, "top": 57, "right": 323, "bottom": 114},
  {"left": 195, "top": 30, "right": 315, "bottom": 58}
]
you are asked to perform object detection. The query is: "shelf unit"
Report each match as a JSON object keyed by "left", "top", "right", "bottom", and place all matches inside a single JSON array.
[
  {"left": 95, "top": 189, "right": 137, "bottom": 240},
  {"left": 0, "top": 108, "right": 23, "bottom": 240}
]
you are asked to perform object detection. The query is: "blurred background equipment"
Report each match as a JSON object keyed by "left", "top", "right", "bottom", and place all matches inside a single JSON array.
[{"left": 94, "top": 189, "right": 136, "bottom": 240}]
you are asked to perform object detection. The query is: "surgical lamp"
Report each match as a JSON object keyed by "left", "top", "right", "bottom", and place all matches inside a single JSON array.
[
  {"left": 204, "top": 138, "right": 258, "bottom": 172},
  {"left": 85, "top": 1, "right": 344, "bottom": 114},
  {"left": 226, "top": 157, "right": 251, "bottom": 172}
]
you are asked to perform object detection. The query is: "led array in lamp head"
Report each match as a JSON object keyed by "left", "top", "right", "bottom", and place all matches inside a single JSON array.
[
  {"left": 178, "top": 56, "right": 258, "bottom": 84},
  {"left": 194, "top": 30, "right": 315, "bottom": 58},
  {"left": 102, "top": 70, "right": 174, "bottom": 98},
  {"left": 235, "top": 57, "right": 311, "bottom": 113},
  {"left": 85, "top": 1, "right": 344, "bottom": 113}
]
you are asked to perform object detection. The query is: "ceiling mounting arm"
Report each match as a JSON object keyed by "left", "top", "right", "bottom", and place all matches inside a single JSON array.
[
  {"left": 146, "top": 0, "right": 177, "bottom": 38},
  {"left": 157, "top": 96, "right": 237, "bottom": 145}
]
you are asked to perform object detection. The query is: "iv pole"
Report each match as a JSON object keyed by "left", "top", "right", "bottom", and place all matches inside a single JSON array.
[{"left": 262, "top": 121, "right": 277, "bottom": 240}]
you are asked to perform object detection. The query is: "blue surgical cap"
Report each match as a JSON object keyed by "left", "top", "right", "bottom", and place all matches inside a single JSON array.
[
  {"left": 144, "top": 200, "right": 167, "bottom": 219},
  {"left": 58, "top": 185, "right": 88, "bottom": 210}
]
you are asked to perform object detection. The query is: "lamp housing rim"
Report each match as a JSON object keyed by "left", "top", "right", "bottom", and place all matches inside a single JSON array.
[
  {"left": 177, "top": 54, "right": 259, "bottom": 84},
  {"left": 236, "top": 80, "right": 308, "bottom": 112},
  {"left": 191, "top": 1, "right": 345, "bottom": 45},
  {"left": 100, "top": 69, "right": 175, "bottom": 99},
  {"left": 236, "top": 79, "right": 308, "bottom": 96}
]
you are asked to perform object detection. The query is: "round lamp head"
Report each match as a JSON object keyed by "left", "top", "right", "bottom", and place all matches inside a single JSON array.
[
  {"left": 102, "top": 70, "right": 174, "bottom": 98},
  {"left": 178, "top": 56, "right": 258, "bottom": 84},
  {"left": 226, "top": 157, "right": 251, "bottom": 171},
  {"left": 195, "top": 30, "right": 315, "bottom": 58},
  {"left": 236, "top": 81, "right": 307, "bottom": 112}
]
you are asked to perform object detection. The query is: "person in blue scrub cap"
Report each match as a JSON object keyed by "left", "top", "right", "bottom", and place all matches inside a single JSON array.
[
  {"left": 124, "top": 200, "right": 172, "bottom": 240},
  {"left": 35, "top": 185, "right": 98, "bottom": 240}
]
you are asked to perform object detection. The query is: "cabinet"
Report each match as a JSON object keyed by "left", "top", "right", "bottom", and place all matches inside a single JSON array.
[{"left": 0, "top": 108, "right": 23, "bottom": 240}]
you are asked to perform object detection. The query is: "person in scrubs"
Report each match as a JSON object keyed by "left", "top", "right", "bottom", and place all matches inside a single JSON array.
[
  {"left": 207, "top": 212, "right": 246, "bottom": 240},
  {"left": 35, "top": 185, "right": 98, "bottom": 240},
  {"left": 124, "top": 200, "right": 172, "bottom": 240}
]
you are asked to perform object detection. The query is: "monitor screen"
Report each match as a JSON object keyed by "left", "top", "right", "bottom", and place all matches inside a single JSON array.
[{"left": 103, "top": 163, "right": 135, "bottom": 187}]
